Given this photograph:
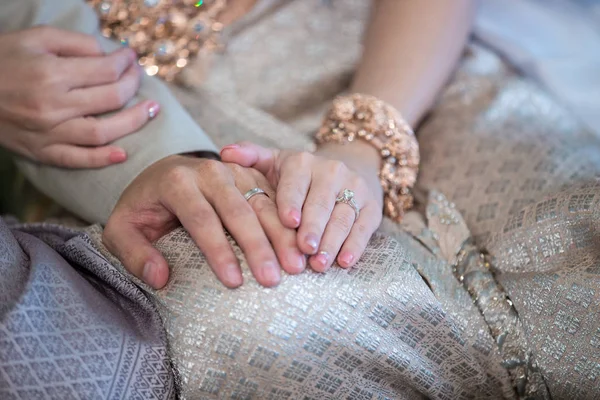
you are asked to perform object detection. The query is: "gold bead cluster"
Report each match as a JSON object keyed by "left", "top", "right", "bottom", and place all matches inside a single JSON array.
[{"left": 87, "top": 0, "right": 228, "bottom": 81}]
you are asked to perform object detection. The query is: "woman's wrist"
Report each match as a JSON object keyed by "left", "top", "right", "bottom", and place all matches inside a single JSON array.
[{"left": 315, "top": 93, "right": 420, "bottom": 222}]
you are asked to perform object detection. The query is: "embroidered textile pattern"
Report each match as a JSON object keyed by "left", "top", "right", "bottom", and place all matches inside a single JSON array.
[{"left": 424, "top": 192, "right": 549, "bottom": 399}]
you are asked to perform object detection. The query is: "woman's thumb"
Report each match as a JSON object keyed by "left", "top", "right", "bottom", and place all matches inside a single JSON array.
[{"left": 219, "top": 142, "right": 278, "bottom": 176}]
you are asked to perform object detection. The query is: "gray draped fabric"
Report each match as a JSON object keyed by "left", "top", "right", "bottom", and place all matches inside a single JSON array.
[{"left": 0, "top": 218, "right": 176, "bottom": 400}]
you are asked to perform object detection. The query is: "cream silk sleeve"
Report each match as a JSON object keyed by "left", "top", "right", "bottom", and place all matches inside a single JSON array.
[{"left": 0, "top": 0, "right": 218, "bottom": 223}]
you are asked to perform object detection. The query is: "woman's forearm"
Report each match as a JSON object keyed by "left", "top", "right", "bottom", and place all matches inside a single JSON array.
[{"left": 351, "top": 0, "right": 476, "bottom": 127}]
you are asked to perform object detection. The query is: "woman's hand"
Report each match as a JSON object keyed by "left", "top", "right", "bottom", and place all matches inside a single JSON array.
[
  {"left": 103, "top": 155, "right": 306, "bottom": 289},
  {"left": 0, "top": 26, "right": 159, "bottom": 168},
  {"left": 220, "top": 141, "right": 384, "bottom": 271}
]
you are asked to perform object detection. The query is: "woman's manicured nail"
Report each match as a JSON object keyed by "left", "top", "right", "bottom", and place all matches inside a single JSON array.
[
  {"left": 148, "top": 102, "right": 160, "bottom": 119},
  {"left": 313, "top": 251, "right": 329, "bottom": 269},
  {"left": 338, "top": 252, "right": 354, "bottom": 267},
  {"left": 289, "top": 209, "right": 301, "bottom": 227},
  {"left": 109, "top": 149, "right": 127, "bottom": 163},
  {"left": 305, "top": 234, "right": 319, "bottom": 252},
  {"left": 220, "top": 144, "right": 240, "bottom": 154}
]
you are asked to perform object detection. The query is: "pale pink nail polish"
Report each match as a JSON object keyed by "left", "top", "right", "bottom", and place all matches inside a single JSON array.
[
  {"left": 339, "top": 252, "right": 354, "bottom": 267},
  {"left": 109, "top": 149, "right": 127, "bottom": 163},
  {"left": 148, "top": 102, "right": 160, "bottom": 119},
  {"left": 220, "top": 144, "right": 240, "bottom": 154},
  {"left": 305, "top": 234, "right": 319, "bottom": 253},
  {"left": 289, "top": 209, "right": 301, "bottom": 227},
  {"left": 313, "top": 251, "right": 329, "bottom": 269}
]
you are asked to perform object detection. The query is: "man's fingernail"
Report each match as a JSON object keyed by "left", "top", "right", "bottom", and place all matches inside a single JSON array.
[
  {"left": 305, "top": 234, "right": 319, "bottom": 252},
  {"left": 339, "top": 252, "right": 354, "bottom": 267},
  {"left": 223, "top": 264, "right": 243, "bottom": 287},
  {"left": 109, "top": 149, "right": 127, "bottom": 163},
  {"left": 148, "top": 102, "right": 160, "bottom": 119},
  {"left": 142, "top": 262, "right": 159, "bottom": 287},
  {"left": 289, "top": 209, "right": 301, "bottom": 226},
  {"left": 220, "top": 144, "right": 240, "bottom": 154}
]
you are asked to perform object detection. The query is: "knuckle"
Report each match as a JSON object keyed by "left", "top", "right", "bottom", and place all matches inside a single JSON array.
[
  {"left": 353, "top": 221, "right": 373, "bottom": 239},
  {"left": 105, "top": 62, "right": 122, "bottom": 82},
  {"left": 109, "top": 87, "right": 128, "bottom": 109},
  {"left": 200, "top": 158, "right": 226, "bottom": 175},
  {"left": 164, "top": 165, "right": 192, "bottom": 186},
  {"left": 226, "top": 162, "right": 246, "bottom": 176},
  {"left": 251, "top": 196, "right": 276, "bottom": 215},
  {"left": 57, "top": 151, "right": 75, "bottom": 168},
  {"left": 87, "top": 122, "right": 107, "bottom": 145},
  {"left": 329, "top": 213, "right": 353, "bottom": 232},
  {"left": 226, "top": 201, "right": 254, "bottom": 220},
  {"left": 325, "top": 160, "right": 346, "bottom": 175},
  {"left": 210, "top": 246, "right": 237, "bottom": 265},
  {"left": 295, "top": 151, "right": 313, "bottom": 166},
  {"left": 280, "top": 181, "right": 304, "bottom": 202},
  {"left": 187, "top": 204, "right": 215, "bottom": 226},
  {"left": 348, "top": 175, "right": 364, "bottom": 190},
  {"left": 306, "top": 197, "right": 330, "bottom": 214},
  {"left": 35, "top": 63, "right": 60, "bottom": 87}
]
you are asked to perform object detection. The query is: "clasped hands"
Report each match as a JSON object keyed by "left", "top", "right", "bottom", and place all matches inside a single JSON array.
[{"left": 104, "top": 141, "right": 384, "bottom": 289}]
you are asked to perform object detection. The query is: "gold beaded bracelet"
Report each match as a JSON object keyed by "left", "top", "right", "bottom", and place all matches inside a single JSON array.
[{"left": 316, "top": 94, "right": 420, "bottom": 222}]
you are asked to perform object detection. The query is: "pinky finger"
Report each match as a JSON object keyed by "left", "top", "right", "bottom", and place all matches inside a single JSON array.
[
  {"left": 39, "top": 143, "right": 127, "bottom": 169},
  {"left": 336, "top": 204, "right": 382, "bottom": 268}
]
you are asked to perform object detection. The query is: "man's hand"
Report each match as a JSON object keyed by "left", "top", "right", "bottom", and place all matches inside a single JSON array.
[
  {"left": 103, "top": 155, "right": 307, "bottom": 289},
  {"left": 0, "top": 26, "right": 160, "bottom": 168}
]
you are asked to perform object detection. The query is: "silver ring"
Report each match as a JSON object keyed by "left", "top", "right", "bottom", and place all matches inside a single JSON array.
[
  {"left": 335, "top": 189, "right": 360, "bottom": 221},
  {"left": 244, "top": 187, "right": 267, "bottom": 201}
]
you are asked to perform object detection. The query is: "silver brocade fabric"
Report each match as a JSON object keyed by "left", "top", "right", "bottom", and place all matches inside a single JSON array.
[{"left": 86, "top": 0, "right": 600, "bottom": 398}]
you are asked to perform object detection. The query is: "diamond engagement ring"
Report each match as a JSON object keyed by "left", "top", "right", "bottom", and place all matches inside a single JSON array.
[
  {"left": 335, "top": 189, "right": 360, "bottom": 221},
  {"left": 244, "top": 187, "right": 268, "bottom": 201}
]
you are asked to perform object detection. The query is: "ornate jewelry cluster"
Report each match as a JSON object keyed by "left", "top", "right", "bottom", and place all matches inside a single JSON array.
[
  {"left": 316, "top": 94, "right": 420, "bottom": 222},
  {"left": 87, "top": 0, "right": 228, "bottom": 81}
]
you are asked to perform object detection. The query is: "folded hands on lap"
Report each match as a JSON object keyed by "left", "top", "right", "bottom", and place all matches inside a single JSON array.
[{"left": 104, "top": 142, "right": 383, "bottom": 289}]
